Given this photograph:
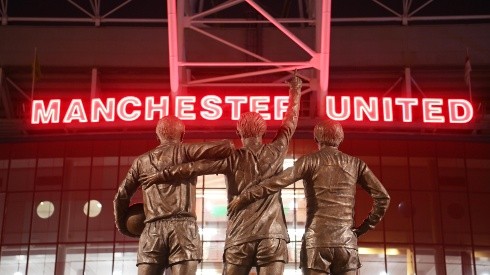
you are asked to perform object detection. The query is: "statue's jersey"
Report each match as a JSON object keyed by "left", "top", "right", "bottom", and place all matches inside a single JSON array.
[
  {"left": 160, "top": 89, "right": 301, "bottom": 249},
  {"left": 240, "top": 146, "right": 391, "bottom": 249},
  {"left": 113, "top": 140, "right": 234, "bottom": 230}
]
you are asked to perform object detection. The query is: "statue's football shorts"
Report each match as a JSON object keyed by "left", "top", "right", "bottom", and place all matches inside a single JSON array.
[
  {"left": 300, "top": 245, "right": 361, "bottom": 274},
  {"left": 137, "top": 217, "right": 202, "bottom": 268},
  {"left": 223, "top": 238, "right": 288, "bottom": 267}
]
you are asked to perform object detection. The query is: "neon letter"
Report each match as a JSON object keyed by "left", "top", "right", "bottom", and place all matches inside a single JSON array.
[
  {"left": 448, "top": 99, "right": 473, "bottom": 123},
  {"left": 274, "top": 96, "right": 289, "bottom": 120},
  {"left": 250, "top": 96, "right": 271, "bottom": 120},
  {"left": 117, "top": 96, "right": 141, "bottom": 121},
  {"left": 176, "top": 96, "right": 196, "bottom": 120},
  {"left": 145, "top": 96, "right": 169, "bottom": 121},
  {"left": 382, "top": 97, "right": 393, "bottom": 122},
  {"left": 353, "top": 97, "right": 379, "bottom": 121},
  {"left": 422, "top": 98, "right": 445, "bottom": 123},
  {"left": 326, "top": 96, "right": 350, "bottom": 120},
  {"left": 91, "top": 98, "right": 115, "bottom": 122},
  {"left": 201, "top": 95, "right": 223, "bottom": 120},
  {"left": 225, "top": 96, "right": 248, "bottom": 120},
  {"left": 63, "top": 99, "right": 88, "bottom": 123},
  {"left": 31, "top": 99, "right": 61, "bottom": 124},
  {"left": 395, "top": 98, "right": 418, "bottom": 122}
]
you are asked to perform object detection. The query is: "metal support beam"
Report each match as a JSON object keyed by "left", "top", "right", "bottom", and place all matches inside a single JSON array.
[
  {"left": 315, "top": 0, "right": 332, "bottom": 117},
  {"left": 0, "top": 0, "right": 7, "bottom": 25},
  {"left": 0, "top": 67, "right": 14, "bottom": 118},
  {"left": 404, "top": 67, "right": 412, "bottom": 97},
  {"left": 167, "top": 0, "right": 180, "bottom": 93},
  {"left": 90, "top": 68, "right": 99, "bottom": 98}
]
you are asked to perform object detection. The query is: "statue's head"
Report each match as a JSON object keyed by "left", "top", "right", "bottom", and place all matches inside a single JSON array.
[
  {"left": 156, "top": 116, "right": 185, "bottom": 143},
  {"left": 314, "top": 119, "right": 344, "bottom": 147},
  {"left": 236, "top": 112, "right": 267, "bottom": 139}
]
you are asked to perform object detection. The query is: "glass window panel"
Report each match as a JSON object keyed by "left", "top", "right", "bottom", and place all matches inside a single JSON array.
[
  {"left": 0, "top": 159, "right": 8, "bottom": 192},
  {"left": 38, "top": 141, "right": 65, "bottom": 155},
  {"left": 467, "top": 159, "right": 490, "bottom": 192},
  {"left": 36, "top": 158, "right": 63, "bottom": 190},
  {"left": 292, "top": 138, "right": 317, "bottom": 157},
  {"left": 440, "top": 192, "right": 471, "bottom": 245},
  {"left": 58, "top": 191, "right": 89, "bottom": 243},
  {"left": 282, "top": 189, "right": 297, "bottom": 238},
  {"left": 381, "top": 156, "right": 409, "bottom": 190},
  {"left": 359, "top": 156, "right": 381, "bottom": 177},
  {"left": 0, "top": 193, "right": 4, "bottom": 239},
  {"left": 470, "top": 193, "right": 490, "bottom": 246},
  {"left": 120, "top": 140, "right": 149, "bottom": 156},
  {"left": 409, "top": 157, "right": 438, "bottom": 190},
  {"left": 386, "top": 245, "right": 416, "bottom": 275},
  {"left": 287, "top": 241, "right": 302, "bottom": 270},
  {"left": 0, "top": 245, "right": 27, "bottom": 275},
  {"left": 91, "top": 156, "right": 119, "bottom": 189},
  {"left": 437, "top": 158, "right": 466, "bottom": 191},
  {"left": 9, "top": 143, "right": 37, "bottom": 159},
  {"left": 381, "top": 140, "right": 408, "bottom": 156},
  {"left": 65, "top": 141, "right": 92, "bottom": 157},
  {"left": 8, "top": 158, "right": 36, "bottom": 191},
  {"left": 384, "top": 191, "right": 413, "bottom": 243},
  {"left": 343, "top": 140, "right": 379, "bottom": 157},
  {"left": 415, "top": 246, "right": 446, "bottom": 275},
  {"left": 437, "top": 142, "right": 464, "bottom": 158},
  {"left": 87, "top": 191, "right": 115, "bottom": 242},
  {"left": 475, "top": 248, "right": 490, "bottom": 275},
  {"left": 202, "top": 189, "right": 227, "bottom": 241},
  {"left": 87, "top": 190, "right": 116, "bottom": 242},
  {"left": 196, "top": 175, "right": 204, "bottom": 188},
  {"left": 92, "top": 140, "right": 119, "bottom": 157},
  {"left": 85, "top": 243, "right": 114, "bottom": 275},
  {"left": 202, "top": 241, "right": 224, "bottom": 263},
  {"left": 63, "top": 157, "right": 91, "bottom": 190},
  {"left": 357, "top": 245, "right": 386, "bottom": 275},
  {"left": 411, "top": 191, "right": 443, "bottom": 244},
  {"left": 293, "top": 189, "right": 306, "bottom": 232},
  {"left": 284, "top": 263, "right": 301, "bottom": 275},
  {"left": 56, "top": 243, "right": 85, "bottom": 275},
  {"left": 196, "top": 190, "right": 204, "bottom": 224},
  {"left": 114, "top": 243, "right": 138, "bottom": 275},
  {"left": 199, "top": 262, "right": 223, "bottom": 275},
  {"left": 0, "top": 143, "right": 10, "bottom": 159},
  {"left": 203, "top": 174, "right": 226, "bottom": 189},
  {"left": 355, "top": 186, "right": 385, "bottom": 243},
  {"left": 445, "top": 247, "right": 474, "bottom": 275},
  {"left": 408, "top": 140, "right": 436, "bottom": 157},
  {"left": 30, "top": 192, "right": 61, "bottom": 243},
  {"left": 2, "top": 192, "right": 33, "bottom": 244},
  {"left": 27, "top": 244, "right": 56, "bottom": 275},
  {"left": 118, "top": 156, "right": 135, "bottom": 184}
]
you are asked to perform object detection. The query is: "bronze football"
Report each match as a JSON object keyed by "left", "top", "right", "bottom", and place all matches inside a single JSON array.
[{"left": 125, "top": 203, "right": 145, "bottom": 237}]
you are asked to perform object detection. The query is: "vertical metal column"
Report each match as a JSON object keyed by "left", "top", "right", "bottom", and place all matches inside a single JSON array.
[
  {"left": 316, "top": 0, "right": 332, "bottom": 117},
  {"left": 167, "top": 0, "right": 180, "bottom": 94}
]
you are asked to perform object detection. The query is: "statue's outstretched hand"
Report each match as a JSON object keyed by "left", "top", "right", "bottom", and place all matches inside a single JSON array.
[
  {"left": 288, "top": 70, "right": 302, "bottom": 91},
  {"left": 227, "top": 196, "right": 247, "bottom": 217},
  {"left": 141, "top": 172, "right": 164, "bottom": 189},
  {"left": 352, "top": 222, "right": 371, "bottom": 238}
]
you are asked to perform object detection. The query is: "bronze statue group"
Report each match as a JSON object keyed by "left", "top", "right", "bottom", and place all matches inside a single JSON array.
[{"left": 114, "top": 74, "right": 391, "bottom": 275}]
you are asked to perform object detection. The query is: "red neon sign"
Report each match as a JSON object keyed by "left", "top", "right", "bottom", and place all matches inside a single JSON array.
[{"left": 31, "top": 95, "right": 474, "bottom": 125}]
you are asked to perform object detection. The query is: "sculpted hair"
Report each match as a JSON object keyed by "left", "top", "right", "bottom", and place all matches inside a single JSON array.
[
  {"left": 314, "top": 119, "right": 344, "bottom": 147},
  {"left": 156, "top": 116, "right": 185, "bottom": 141},
  {"left": 237, "top": 112, "right": 267, "bottom": 138}
]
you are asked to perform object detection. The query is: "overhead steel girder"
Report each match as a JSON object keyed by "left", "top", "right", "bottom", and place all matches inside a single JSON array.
[{"left": 166, "top": 0, "right": 332, "bottom": 117}]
